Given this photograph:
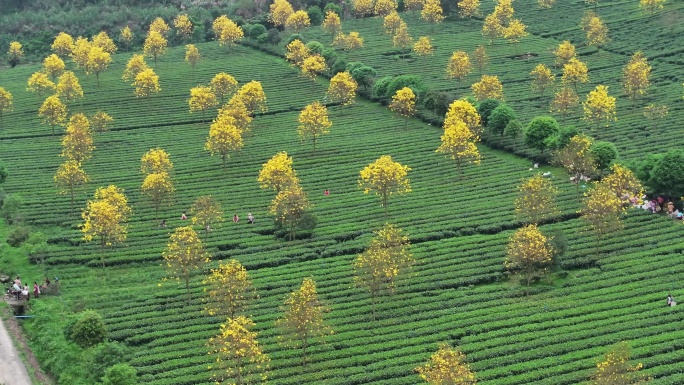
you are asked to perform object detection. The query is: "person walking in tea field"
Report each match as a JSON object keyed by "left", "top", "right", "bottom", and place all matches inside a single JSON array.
[
  {"left": 247, "top": 213, "right": 254, "bottom": 224},
  {"left": 667, "top": 294, "right": 675, "bottom": 307},
  {"left": 159, "top": 219, "right": 167, "bottom": 228},
  {"left": 324, "top": 189, "right": 330, "bottom": 196},
  {"left": 233, "top": 214, "right": 239, "bottom": 223},
  {"left": 33, "top": 282, "right": 40, "bottom": 298},
  {"left": 181, "top": 212, "right": 187, "bottom": 220}
]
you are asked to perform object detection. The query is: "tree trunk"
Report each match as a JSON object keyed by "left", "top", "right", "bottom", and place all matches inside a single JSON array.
[
  {"left": 69, "top": 185, "right": 75, "bottom": 209},
  {"left": 302, "top": 337, "right": 308, "bottom": 366},
  {"left": 96, "top": 72, "right": 100, "bottom": 86},
  {"left": 222, "top": 153, "right": 226, "bottom": 168},
  {"left": 312, "top": 134, "right": 317, "bottom": 154},
  {"left": 185, "top": 273, "right": 191, "bottom": 305},
  {"left": 235, "top": 358, "right": 243, "bottom": 385}
]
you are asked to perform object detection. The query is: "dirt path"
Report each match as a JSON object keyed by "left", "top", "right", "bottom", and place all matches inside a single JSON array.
[{"left": 0, "top": 311, "right": 32, "bottom": 385}]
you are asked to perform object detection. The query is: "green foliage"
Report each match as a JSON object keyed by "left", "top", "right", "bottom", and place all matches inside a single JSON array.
[
  {"left": 644, "top": 149, "right": 684, "bottom": 197},
  {"left": 386, "top": 75, "right": 426, "bottom": 101},
  {"left": 488, "top": 104, "right": 517, "bottom": 136},
  {"left": 274, "top": 212, "right": 317, "bottom": 240},
  {"left": 266, "top": 28, "right": 282, "bottom": 45},
  {"left": 591, "top": 141, "right": 618, "bottom": 171},
  {"left": 350, "top": 65, "right": 378, "bottom": 90},
  {"left": 544, "top": 126, "right": 579, "bottom": 151},
  {"left": 634, "top": 154, "right": 662, "bottom": 188},
  {"left": 477, "top": 99, "right": 500, "bottom": 127},
  {"left": 69, "top": 310, "right": 107, "bottom": 349},
  {"left": 286, "top": 34, "right": 305, "bottom": 46},
  {"left": 249, "top": 24, "right": 267, "bottom": 39},
  {"left": 323, "top": 3, "right": 342, "bottom": 15},
  {"left": 373, "top": 76, "right": 394, "bottom": 100},
  {"left": 1, "top": 194, "right": 23, "bottom": 225},
  {"left": 102, "top": 364, "right": 137, "bottom": 385},
  {"left": 85, "top": 341, "right": 132, "bottom": 383},
  {"left": 423, "top": 90, "right": 452, "bottom": 117},
  {"left": 525, "top": 116, "right": 560, "bottom": 153},
  {"left": 306, "top": 40, "right": 324, "bottom": 54},
  {"left": 0, "top": 161, "right": 7, "bottom": 184},
  {"left": 307, "top": 6, "right": 324, "bottom": 26},
  {"left": 7, "top": 226, "right": 30, "bottom": 247},
  {"left": 330, "top": 58, "right": 348, "bottom": 76},
  {"left": 321, "top": 47, "right": 338, "bottom": 66},
  {"left": 504, "top": 120, "right": 524, "bottom": 139}
]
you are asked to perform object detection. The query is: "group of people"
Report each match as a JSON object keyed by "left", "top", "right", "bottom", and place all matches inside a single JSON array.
[
  {"left": 7, "top": 276, "right": 52, "bottom": 301},
  {"left": 634, "top": 196, "right": 684, "bottom": 220},
  {"left": 232, "top": 213, "right": 254, "bottom": 224}
]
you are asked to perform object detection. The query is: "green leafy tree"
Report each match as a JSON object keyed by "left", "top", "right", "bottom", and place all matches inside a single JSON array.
[
  {"left": 525, "top": 116, "right": 560, "bottom": 153},
  {"left": 69, "top": 310, "right": 107, "bottom": 348},
  {"left": 488, "top": 104, "right": 517, "bottom": 136},
  {"left": 102, "top": 364, "right": 138, "bottom": 385}
]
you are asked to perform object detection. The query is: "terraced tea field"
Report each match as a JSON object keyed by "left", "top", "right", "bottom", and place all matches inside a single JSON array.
[{"left": 1, "top": 2, "right": 684, "bottom": 384}]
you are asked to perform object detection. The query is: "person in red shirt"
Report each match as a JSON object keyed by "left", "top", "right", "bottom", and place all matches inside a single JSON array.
[
  {"left": 233, "top": 214, "right": 239, "bottom": 223},
  {"left": 324, "top": 189, "right": 329, "bottom": 196}
]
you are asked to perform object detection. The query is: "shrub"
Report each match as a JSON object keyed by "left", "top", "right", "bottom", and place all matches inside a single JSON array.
[
  {"left": 1, "top": 194, "right": 23, "bottom": 225},
  {"left": 256, "top": 33, "right": 269, "bottom": 45},
  {"left": 0, "top": 161, "right": 7, "bottom": 184},
  {"left": 350, "top": 65, "right": 377, "bottom": 90},
  {"left": 7, "top": 226, "right": 30, "bottom": 247},
  {"left": 386, "top": 75, "right": 426, "bottom": 100},
  {"left": 85, "top": 341, "right": 132, "bottom": 383},
  {"left": 423, "top": 90, "right": 452, "bottom": 117},
  {"left": 249, "top": 24, "right": 267, "bottom": 39},
  {"left": 306, "top": 40, "right": 324, "bottom": 54},
  {"left": 373, "top": 76, "right": 394, "bottom": 100},
  {"left": 330, "top": 58, "right": 348, "bottom": 76},
  {"left": 323, "top": 3, "right": 342, "bottom": 15},
  {"left": 646, "top": 149, "right": 684, "bottom": 197},
  {"left": 286, "top": 34, "right": 304, "bottom": 46},
  {"left": 321, "top": 48, "right": 338, "bottom": 66},
  {"left": 266, "top": 28, "right": 282, "bottom": 45},
  {"left": 524, "top": 116, "right": 560, "bottom": 153},
  {"left": 543, "top": 125, "right": 578, "bottom": 151},
  {"left": 69, "top": 310, "right": 107, "bottom": 349},
  {"left": 307, "top": 6, "right": 324, "bottom": 26},
  {"left": 102, "top": 364, "right": 137, "bottom": 385},
  {"left": 504, "top": 120, "right": 524, "bottom": 139},
  {"left": 477, "top": 99, "right": 500, "bottom": 127},
  {"left": 591, "top": 141, "right": 618, "bottom": 171},
  {"left": 488, "top": 104, "right": 517, "bottom": 136}
]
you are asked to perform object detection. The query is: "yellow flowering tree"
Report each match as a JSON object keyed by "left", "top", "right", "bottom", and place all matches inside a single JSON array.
[
  {"left": 358, "top": 155, "right": 411, "bottom": 215},
  {"left": 208, "top": 316, "right": 270, "bottom": 385},
  {"left": 590, "top": 341, "right": 650, "bottom": 385},
  {"left": 189, "top": 85, "right": 218, "bottom": 122},
  {"left": 421, "top": 0, "right": 445, "bottom": 30},
  {"left": 327, "top": 71, "right": 358, "bottom": 105},
  {"left": 561, "top": 57, "right": 589, "bottom": 92},
  {"left": 300, "top": 55, "right": 327, "bottom": 80},
  {"left": 277, "top": 278, "right": 332, "bottom": 365},
  {"left": 538, "top": 0, "right": 555, "bottom": 8},
  {"left": 43, "top": 54, "right": 66, "bottom": 81},
  {"left": 163, "top": 226, "right": 210, "bottom": 304},
  {"left": 143, "top": 31, "right": 168, "bottom": 64},
  {"left": 85, "top": 46, "right": 112, "bottom": 86},
  {"left": 92, "top": 31, "right": 117, "bottom": 54},
  {"left": 141, "top": 147, "right": 173, "bottom": 175},
  {"left": 334, "top": 32, "right": 364, "bottom": 51},
  {"left": 119, "top": 26, "right": 133, "bottom": 50},
  {"left": 530, "top": 63, "right": 555, "bottom": 99},
  {"left": 482, "top": 13, "right": 502, "bottom": 43},
  {"left": 285, "top": 39, "right": 311, "bottom": 66},
  {"left": 404, "top": 0, "right": 424, "bottom": 12},
  {"left": 122, "top": 54, "right": 149, "bottom": 82},
  {"left": 473, "top": 45, "right": 489, "bottom": 74},
  {"left": 354, "top": 223, "right": 414, "bottom": 320},
  {"left": 375, "top": 0, "right": 397, "bottom": 16},
  {"left": 437, "top": 119, "right": 481, "bottom": 176},
  {"left": 583, "top": 85, "right": 617, "bottom": 130},
  {"left": 322, "top": 11, "right": 342, "bottom": 42},
  {"left": 211, "top": 73, "right": 239, "bottom": 103},
  {"left": 389, "top": 87, "right": 416, "bottom": 127},
  {"left": 133, "top": 68, "right": 161, "bottom": 103},
  {"left": 603, "top": 163, "right": 644, "bottom": 204},
  {"left": 27, "top": 72, "right": 55, "bottom": 95},
  {"left": 643, "top": 104, "right": 668, "bottom": 131},
  {"left": 505, "top": 224, "right": 553, "bottom": 291},
  {"left": 258, "top": 152, "right": 297, "bottom": 193},
  {"left": 459, "top": 0, "right": 481, "bottom": 17},
  {"left": 413, "top": 36, "right": 434, "bottom": 57},
  {"left": 270, "top": 0, "right": 294, "bottom": 28},
  {"left": 446, "top": 51, "right": 472, "bottom": 83},
  {"left": 554, "top": 40, "right": 576, "bottom": 67},
  {"left": 52, "top": 33, "right": 74, "bottom": 58},
  {"left": 392, "top": 22, "right": 413, "bottom": 55},
  {"left": 353, "top": 0, "right": 374, "bottom": 17},
  {"left": 285, "top": 10, "right": 311, "bottom": 33},
  {"left": 205, "top": 116, "right": 244, "bottom": 168},
  {"left": 550, "top": 87, "right": 580, "bottom": 120},
  {"left": 556, "top": 134, "right": 597, "bottom": 197},
  {"left": 235, "top": 81, "right": 267, "bottom": 114},
  {"left": 56, "top": 71, "right": 84, "bottom": 105},
  {"left": 174, "top": 14, "right": 194, "bottom": 40},
  {"left": 214, "top": 16, "right": 244, "bottom": 48},
  {"left": 81, "top": 185, "right": 132, "bottom": 267},
  {"left": 416, "top": 343, "right": 477, "bottom": 384},
  {"left": 150, "top": 17, "right": 170, "bottom": 35},
  {"left": 54, "top": 160, "right": 90, "bottom": 207},
  {"left": 61, "top": 113, "right": 94, "bottom": 163},
  {"left": 71, "top": 37, "right": 92, "bottom": 70},
  {"left": 623, "top": 52, "right": 651, "bottom": 104},
  {"left": 38, "top": 95, "right": 67, "bottom": 133},
  {"left": 515, "top": 174, "right": 559, "bottom": 225},
  {"left": 444, "top": 99, "right": 481, "bottom": 134},
  {"left": 503, "top": 19, "right": 527, "bottom": 53},
  {"left": 640, "top": 0, "right": 665, "bottom": 15},
  {"left": 141, "top": 172, "right": 174, "bottom": 220},
  {"left": 191, "top": 195, "right": 224, "bottom": 237},
  {"left": 582, "top": 182, "right": 626, "bottom": 254},
  {"left": 0, "top": 87, "right": 12, "bottom": 123},
  {"left": 7, "top": 41, "right": 24, "bottom": 67},
  {"left": 185, "top": 44, "right": 201, "bottom": 73},
  {"left": 472, "top": 75, "right": 503, "bottom": 101},
  {"left": 220, "top": 96, "right": 252, "bottom": 133},
  {"left": 203, "top": 259, "right": 253, "bottom": 318},
  {"left": 90, "top": 111, "right": 112, "bottom": 133},
  {"left": 383, "top": 11, "right": 403, "bottom": 35},
  {"left": 298, "top": 101, "right": 332, "bottom": 152},
  {"left": 582, "top": 12, "right": 609, "bottom": 50},
  {"left": 270, "top": 181, "right": 310, "bottom": 241}
]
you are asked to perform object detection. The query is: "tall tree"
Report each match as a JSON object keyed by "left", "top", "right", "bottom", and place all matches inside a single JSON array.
[
  {"left": 298, "top": 101, "right": 332, "bottom": 152},
  {"left": 141, "top": 172, "right": 174, "bottom": 220},
  {"left": 640, "top": 0, "right": 665, "bottom": 15},
  {"left": 61, "top": 114, "right": 94, "bottom": 163},
  {"left": 392, "top": 22, "right": 413, "bottom": 55},
  {"left": 149, "top": 17, "right": 170, "bottom": 35},
  {"left": 286, "top": 39, "right": 311, "bottom": 66},
  {"left": 71, "top": 37, "right": 92, "bottom": 70},
  {"left": 235, "top": 81, "right": 267, "bottom": 114},
  {"left": 220, "top": 97, "right": 252, "bottom": 133},
  {"left": 133, "top": 68, "right": 161, "bottom": 103},
  {"left": 374, "top": 0, "right": 397, "bottom": 16},
  {"left": 459, "top": 0, "right": 481, "bottom": 17},
  {"left": 583, "top": 85, "right": 617, "bottom": 130},
  {"left": 163, "top": 226, "right": 209, "bottom": 304},
  {"left": 208, "top": 316, "right": 270, "bottom": 385},
  {"left": 258, "top": 152, "right": 297, "bottom": 193},
  {"left": 354, "top": 223, "right": 414, "bottom": 320},
  {"left": 444, "top": 99, "right": 481, "bottom": 134},
  {"left": 550, "top": 87, "right": 580, "bottom": 120},
  {"left": 174, "top": 14, "right": 194, "bottom": 40},
  {"left": 300, "top": 55, "right": 327, "bottom": 80},
  {"left": 119, "top": 27, "right": 134, "bottom": 50},
  {"left": 383, "top": 11, "right": 403, "bottom": 35},
  {"left": 270, "top": 181, "right": 310, "bottom": 241},
  {"left": 505, "top": 224, "right": 553, "bottom": 292},
  {"left": 416, "top": 343, "right": 477, "bottom": 384},
  {"left": 211, "top": 73, "right": 239, "bottom": 104},
  {"left": 7, "top": 41, "right": 24, "bottom": 67},
  {"left": 359, "top": 155, "right": 411, "bottom": 215},
  {"left": 556, "top": 134, "right": 597, "bottom": 196},
  {"left": 503, "top": 19, "right": 527, "bottom": 53},
  {"left": 623, "top": 52, "right": 651, "bottom": 105},
  {"left": 0, "top": 87, "right": 12, "bottom": 124},
  {"left": 421, "top": 0, "right": 445, "bottom": 29},
  {"left": 141, "top": 147, "right": 173, "bottom": 175},
  {"left": 530, "top": 63, "right": 555, "bottom": 99},
  {"left": 561, "top": 57, "right": 589, "bottom": 92},
  {"left": 38, "top": 95, "right": 68, "bottom": 134},
  {"left": 643, "top": 104, "right": 668, "bottom": 131},
  {"left": 143, "top": 31, "right": 168, "bottom": 64},
  {"left": 43, "top": 54, "right": 65, "bottom": 81},
  {"left": 389, "top": 87, "right": 416, "bottom": 128},
  {"left": 413, "top": 36, "right": 434, "bottom": 57},
  {"left": 56, "top": 71, "right": 84, "bottom": 105},
  {"left": 214, "top": 16, "right": 244, "bottom": 48},
  {"left": 538, "top": 0, "right": 555, "bottom": 8},
  {"left": 92, "top": 31, "right": 117, "bottom": 54},
  {"left": 285, "top": 10, "right": 311, "bottom": 33},
  {"left": 205, "top": 116, "right": 244, "bottom": 168},
  {"left": 590, "top": 341, "right": 650, "bottom": 385},
  {"left": 582, "top": 182, "right": 624, "bottom": 254},
  {"left": 322, "top": 11, "right": 342, "bottom": 42},
  {"left": 189, "top": 85, "right": 218, "bottom": 122},
  {"left": 81, "top": 185, "right": 132, "bottom": 267},
  {"left": 446, "top": 51, "right": 472, "bottom": 83},
  {"left": 204, "top": 259, "right": 253, "bottom": 318},
  {"left": 582, "top": 12, "right": 609, "bottom": 51},
  {"left": 473, "top": 45, "right": 489, "bottom": 74},
  {"left": 515, "top": 174, "right": 559, "bottom": 225},
  {"left": 471, "top": 75, "right": 503, "bottom": 101},
  {"left": 185, "top": 44, "right": 201, "bottom": 73},
  {"left": 85, "top": 46, "right": 112, "bottom": 86},
  {"left": 436, "top": 119, "right": 481, "bottom": 176},
  {"left": 554, "top": 40, "right": 576, "bottom": 67},
  {"left": 269, "top": 0, "right": 294, "bottom": 28},
  {"left": 27, "top": 72, "right": 56, "bottom": 95},
  {"left": 327, "top": 71, "right": 358, "bottom": 105},
  {"left": 353, "top": 0, "right": 374, "bottom": 17},
  {"left": 190, "top": 195, "right": 224, "bottom": 237},
  {"left": 91, "top": 111, "right": 113, "bottom": 133},
  {"left": 602, "top": 163, "right": 644, "bottom": 204},
  {"left": 54, "top": 160, "right": 89, "bottom": 207},
  {"left": 122, "top": 54, "right": 149, "bottom": 83},
  {"left": 277, "top": 278, "right": 332, "bottom": 365},
  {"left": 333, "top": 32, "right": 364, "bottom": 51}
]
